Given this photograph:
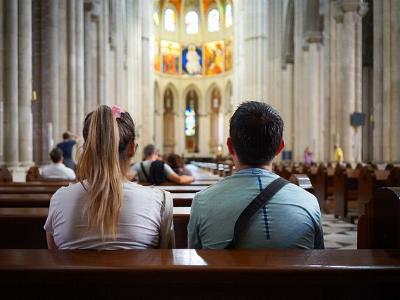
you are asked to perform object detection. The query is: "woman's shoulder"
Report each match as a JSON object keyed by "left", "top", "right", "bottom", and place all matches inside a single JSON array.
[{"left": 123, "top": 181, "right": 166, "bottom": 199}]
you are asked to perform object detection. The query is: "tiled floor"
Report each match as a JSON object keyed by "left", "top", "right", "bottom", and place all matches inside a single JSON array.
[{"left": 322, "top": 214, "right": 357, "bottom": 249}]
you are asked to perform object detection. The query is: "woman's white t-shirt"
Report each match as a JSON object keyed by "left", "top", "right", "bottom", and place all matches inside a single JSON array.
[{"left": 44, "top": 181, "right": 174, "bottom": 250}]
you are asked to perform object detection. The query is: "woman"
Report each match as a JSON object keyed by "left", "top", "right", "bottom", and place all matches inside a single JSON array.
[
  {"left": 166, "top": 153, "right": 192, "bottom": 176},
  {"left": 44, "top": 105, "right": 174, "bottom": 249}
]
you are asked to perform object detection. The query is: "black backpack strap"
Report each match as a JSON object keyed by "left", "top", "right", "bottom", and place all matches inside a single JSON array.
[
  {"left": 140, "top": 162, "right": 151, "bottom": 183},
  {"left": 225, "top": 177, "right": 289, "bottom": 249}
]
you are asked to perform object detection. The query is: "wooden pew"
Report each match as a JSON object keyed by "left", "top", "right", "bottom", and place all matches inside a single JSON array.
[
  {"left": 0, "top": 207, "right": 191, "bottom": 249},
  {"left": 0, "top": 185, "right": 61, "bottom": 194},
  {"left": 333, "top": 164, "right": 360, "bottom": 222},
  {"left": 157, "top": 185, "right": 207, "bottom": 193},
  {"left": 289, "top": 174, "right": 314, "bottom": 194},
  {"left": 0, "top": 249, "right": 399, "bottom": 299},
  {"left": 314, "top": 163, "right": 335, "bottom": 212},
  {"left": 0, "top": 193, "right": 195, "bottom": 208},
  {"left": 357, "top": 166, "right": 389, "bottom": 215},
  {"left": 358, "top": 187, "right": 400, "bottom": 249}
]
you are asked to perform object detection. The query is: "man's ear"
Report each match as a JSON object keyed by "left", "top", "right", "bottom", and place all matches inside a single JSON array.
[
  {"left": 275, "top": 138, "right": 285, "bottom": 156},
  {"left": 227, "top": 137, "right": 235, "bottom": 155}
]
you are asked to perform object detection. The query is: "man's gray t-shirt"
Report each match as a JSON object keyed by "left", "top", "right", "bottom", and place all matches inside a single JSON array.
[
  {"left": 188, "top": 168, "right": 324, "bottom": 249},
  {"left": 132, "top": 160, "right": 176, "bottom": 183}
]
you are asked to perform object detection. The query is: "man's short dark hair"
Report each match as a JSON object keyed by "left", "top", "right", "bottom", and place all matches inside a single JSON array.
[
  {"left": 62, "top": 132, "right": 70, "bottom": 140},
  {"left": 143, "top": 144, "right": 156, "bottom": 159},
  {"left": 50, "top": 148, "right": 63, "bottom": 163},
  {"left": 229, "top": 101, "right": 284, "bottom": 166}
]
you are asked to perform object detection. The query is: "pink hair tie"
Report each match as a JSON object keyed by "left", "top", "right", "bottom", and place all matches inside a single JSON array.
[{"left": 111, "top": 105, "right": 124, "bottom": 119}]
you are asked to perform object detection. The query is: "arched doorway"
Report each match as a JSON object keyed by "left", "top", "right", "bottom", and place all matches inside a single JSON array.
[
  {"left": 163, "top": 88, "right": 175, "bottom": 154},
  {"left": 185, "top": 90, "right": 199, "bottom": 153}
]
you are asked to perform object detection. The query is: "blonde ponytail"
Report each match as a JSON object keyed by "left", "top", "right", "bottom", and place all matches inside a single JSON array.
[{"left": 76, "top": 105, "right": 135, "bottom": 238}]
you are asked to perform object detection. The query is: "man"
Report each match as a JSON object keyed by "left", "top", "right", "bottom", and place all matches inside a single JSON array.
[
  {"left": 131, "top": 144, "right": 194, "bottom": 185},
  {"left": 188, "top": 101, "right": 324, "bottom": 249},
  {"left": 42, "top": 148, "right": 76, "bottom": 180},
  {"left": 57, "top": 132, "right": 80, "bottom": 171},
  {"left": 334, "top": 144, "right": 344, "bottom": 164}
]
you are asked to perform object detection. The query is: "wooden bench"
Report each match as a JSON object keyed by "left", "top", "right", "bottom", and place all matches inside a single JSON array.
[
  {"left": 0, "top": 193, "right": 195, "bottom": 208},
  {"left": 333, "top": 165, "right": 360, "bottom": 222},
  {"left": 358, "top": 187, "right": 400, "bottom": 249},
  {"left": 357, "top": 166, "right": 390, "bottom": 215},
  {"left": 0, "top": 249, "right": 399, "bottom": 299},
  {"left": 0, "top": 207, "right": 191, "bottom": 249},
  {"left": 289, "top": 174, "right": 314, "bottom": 194},
  {"left": 314, "top": 163, "right": 335, "bottom": 212}
]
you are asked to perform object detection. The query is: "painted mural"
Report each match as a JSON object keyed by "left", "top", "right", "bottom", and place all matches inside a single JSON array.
[
  {"left": 153, "top": 40, "right": 161, "bottom": 72},
  {"left": 204, "top": 41, "right": 224, "bottom": 75},
  {"left": 182, "top": 44, "right": 202, "bottom": 75},
  {"left": 225, "top": 39, "right": 233, "bottom": 71},
  {"left": 161, "top": 40, "right": 180, "bottom": 75}
]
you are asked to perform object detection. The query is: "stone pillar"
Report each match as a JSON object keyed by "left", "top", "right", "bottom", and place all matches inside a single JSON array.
[
  {"left": 242, "top": 0, "right": 268, "bottom": 100},
  {"left": 336, "top": 0, "right": 368, "bottom": 163},
  {"left": 18, "top": 0, "right": 33, "bottom": 166},
  {"left": 293, "top": 0, "right": 305, "bottom": 161},
  {"left": 67, "top": 0, "right": 77, "bottom": 133},
  {"left": 303, "top": 0, "right": 323, "bottom": 161},
  {"left": 43, "top": 0, "right": 59, "bottom": 148},
  {"left": 141, "top": 0, "right": 153, "bottom": 146},
  {"left": 4, "top": 0, "right": 19, "bottom": 167},
  {"left": 0, "top": 0, "right": 4, "bottom": 164},
  {"left": 391, "top": 0, "right": 400, "bottom": 162},
  {"left": 372, "top": 0, "right": 383, "bottom": 161},
  {"left": 76, "top": 0, "right": 84, "bottom": 133}
]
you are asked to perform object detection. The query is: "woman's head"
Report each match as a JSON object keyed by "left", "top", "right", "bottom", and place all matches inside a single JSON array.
[
  {"left": 166, "top": 154, "right": 184, "bottom": 172},
  {"left": 77, "top": 105, "right": 136, "bottom": 237}
]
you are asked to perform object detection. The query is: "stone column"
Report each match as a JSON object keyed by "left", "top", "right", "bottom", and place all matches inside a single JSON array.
[
  {"left": 4, "top": 0, "right": 19, "bottom": 167},
  {"left": 303, "top": 0, "right": 323, "bottom": 161},
  {"left": 67, "top": 0, "right": 77, "bottom": 133},
  {"left": 43, "top": 0, "right": 59, "bottom": 148},
  {"left": 141, "top": 0, "right": 154, "bottom": 146},
  {"left": 336, "top": 0, "right": 368, "bottom": 163},
  {"left": 18, "top": 0, "right": 33, "bottom": 166},
  {"left": 242, "top": 0, "right": 268, "bottom": 100},
  {"left": 0, "top": 0, "right": 4, "bottom": 163},
  {"left": 372, "top": 0, "right": 383, "bottom": 161},
  {"left": 293, "top": 0, "right": 305, "bottom": 161},
  {"left": 76, "top": 0, "right": 84, "bottom": 133},
  {"left": 391, "top": 0, "right": 400, "bottom": 162}
]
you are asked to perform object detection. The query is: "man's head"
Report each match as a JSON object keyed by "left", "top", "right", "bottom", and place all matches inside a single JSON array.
[
  {"left": 143, "top": 144, "right": 158, "bottom": 160},
  {"left": 62, "top": 132, "right": 71, "bottom": 140},
  {"left": 334, "top": 144, "right": 338, "bottom": 150},
  {"left": 228, "top": 101, "right": 284, "bottom": 166},
  {"left": 50, "top": 148, "right": 63, "bottom": 163}
]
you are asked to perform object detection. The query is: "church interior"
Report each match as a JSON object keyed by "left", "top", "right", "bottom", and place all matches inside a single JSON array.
[{"left": 0, "top": 0, "right": 399, "bottom": 297}]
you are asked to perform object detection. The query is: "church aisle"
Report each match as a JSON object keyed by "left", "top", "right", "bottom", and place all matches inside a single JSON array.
[{"left": 322, "top": 214, "right": 357, "bottom": 249}]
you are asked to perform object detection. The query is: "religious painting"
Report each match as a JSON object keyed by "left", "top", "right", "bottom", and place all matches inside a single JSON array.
[
  {"left": 204, "top": 41, "right": 224, "bottom": 75},
  {"left": 182, "top": 44, "right": 202, "bottom": 75},
  {"left": 161, "top": 40, "right": 180, "bottom": 75},
  {"left": 153, "top": 40, "right": 161, "bottom": 72},
  {"left": 224, "top": 39, "right": 233, "bottom": 71}
]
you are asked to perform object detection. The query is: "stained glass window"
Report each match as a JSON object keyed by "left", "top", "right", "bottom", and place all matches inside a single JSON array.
[
  {"left": 185, "top": 11, "right": 199, "bottom": 34},
  {"left": 225, "top": 4, "right": 232, "bottom": 28},
  {"left": 164, "top": 8, "right": 176, "bottom": 32},
  {"left": 185, "top": 106, "right": 196, "bottom": 136},
  {"left": 208, "top": 8, "right": 220, "bottom": 32}
]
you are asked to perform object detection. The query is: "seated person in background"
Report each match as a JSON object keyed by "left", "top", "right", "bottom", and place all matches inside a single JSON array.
[
  {"left": 44, "top": 105, "right": 174, "bottom": 249},
  {"left": 188, "top": 101, "right": 324, "bottom": 249},
  {"left": 57, "top": 131, "right": 80, "bottom": 171},
  {"left": 131, "top": 144, "right": 194, "bottom": 185},
  {"left": 41, "top": 148, "right": 76, "bottom": 181},
  {"left": 166, "top": 153, "right": 193, "bottom": 176}
]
